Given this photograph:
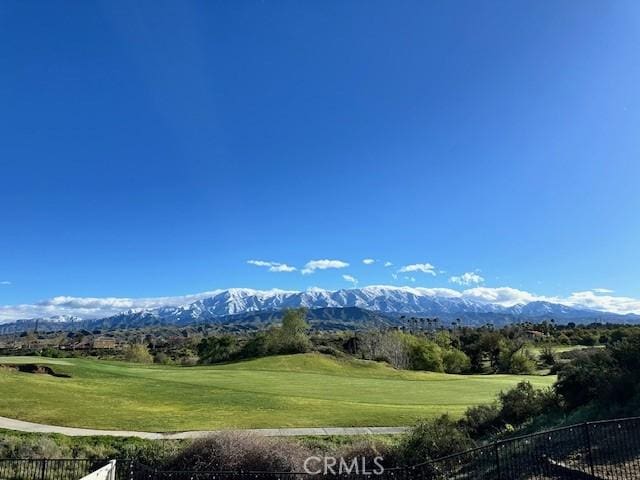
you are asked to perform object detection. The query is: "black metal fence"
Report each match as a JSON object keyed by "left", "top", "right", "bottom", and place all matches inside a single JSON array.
[
  {"left": 414, "top": 416, "right": 640, "bottom": 479},
  {"left": 0, "top": 459, "right": 109, "bottom": 480},
  {"left": 2, "top": 417, "right": 640, "bottom": 480}
]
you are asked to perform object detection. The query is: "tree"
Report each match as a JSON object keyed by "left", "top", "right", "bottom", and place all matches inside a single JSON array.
[
  {"left": 357, "top": 331, "right": 410, "bottom": 369},
  {"left": 555, "top": 348, "right": 620, "bottom": 410},
  {"left": 268, "top": 308, "right": 311, "bottom": 354},
  {"left": 442, "top": 348, "right": 471, "bottom": 373},
  {"left": 281, "top": 308, "right": 309, "bottom": 337},
  {"left": 124, "top": 343, "right": 153, "bottom": 363},
  {"left": 433, "top": 330, "right": 453, "bottom": 349},
  {"left": 237, "top": 332, "right": 270, "bottom": 359},
  {"left": 198, "top": 335, "right": 237, "bottom": 364},
  {"left": 407, "top": 337, "right": 444, "bottom": 372},
  {"left": 538, "top": 346, "right": 557, "bottom": 367},
  {"left": 504, "top": 350, "right": 536, "bottom": 374}
]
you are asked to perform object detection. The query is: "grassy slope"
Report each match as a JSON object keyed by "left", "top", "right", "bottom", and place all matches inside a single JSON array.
[{"left": 0, "top": 354, "right": 555, "bottom": 431}]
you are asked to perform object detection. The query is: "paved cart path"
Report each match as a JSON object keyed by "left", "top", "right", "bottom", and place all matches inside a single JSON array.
[{"left": 0, "top": 416, "right": 407, "bottom": 439}]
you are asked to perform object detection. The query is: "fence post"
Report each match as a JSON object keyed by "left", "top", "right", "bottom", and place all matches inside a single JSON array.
[
  {"left": 583, "top": 422, "right": 596, "bottom": 477},
  {"left": 40, "top": 459, "right": 47, "bottom": 480},
  {"left": 494, "top": 441, "right": 501, "bottom": 480}
]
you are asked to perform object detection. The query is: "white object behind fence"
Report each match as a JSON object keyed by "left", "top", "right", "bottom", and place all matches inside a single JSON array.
[{"left": 79, "top": 460, "right": 116, "bottom": 480}]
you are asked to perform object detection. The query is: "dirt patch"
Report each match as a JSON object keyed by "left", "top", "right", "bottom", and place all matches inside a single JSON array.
[{"left": 1, "top": 363, "right": 71, "bottom": 378}]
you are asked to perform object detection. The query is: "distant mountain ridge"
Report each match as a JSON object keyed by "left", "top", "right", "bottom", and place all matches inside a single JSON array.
[{"left": 1, "top": 286, "right": 639, "bottom": 334}]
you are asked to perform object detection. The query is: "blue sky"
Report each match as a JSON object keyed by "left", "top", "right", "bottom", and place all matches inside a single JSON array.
[{"left": 1, "top": 1, "right": 640, "bottom": 319}]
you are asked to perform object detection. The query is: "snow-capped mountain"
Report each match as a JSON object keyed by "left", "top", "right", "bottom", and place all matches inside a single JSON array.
[
  {"left": 80, "top": 286, "right": 638, "bottom": 325},
  {"left": 130, "top": 286, "right": 511, "bottom": 320},
  {"left": 1, "top": 287, "right": 638, "bottom": 334}
]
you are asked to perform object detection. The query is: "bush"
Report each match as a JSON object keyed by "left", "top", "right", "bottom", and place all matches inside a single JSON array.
[
  {"left": 124, "top": 344, "right": 153, "bottom": 363},
  {"left": 459, "top": 403, "right": 501, "bottom": 437},
  {"left": 198, "top": 335, "right": 237, "bottom": 364},
  {"left": 442, "top": 348, "right": 471, "bottom": 373},
  {"left": 499, "top": 381, "right": 555, "bottom": 426},
  {"left": 507, "top": 351, "right": 536, "bottom": 374},
  {"left": 0, "top": 430, "right": 182, "bottom": 464},
  {"left": 498, "top": 346, "right": 536, "bottom": 374},
  {"left": 538, "top": 346, "right": 557, "bottom": 367},
  {"left": 333, "top": 439, "right": 398, "bottom": 469},
  {"left": 179, "top": 355, "right": 199, "bottom": 366},
  {"left": 315, "top": 345, "right": 345, "bottom": 357},
  {"left": 555, "top": 349, "right": 618, "bottom": 409},
  {"left": 154, "top": 352, "right": 171, "bottom": 364},
  {"left": 399, "top": 415, "right": 474, "bottom": 464},
  {"left": 237, "top": 333, "right": 270, "bottom": 359},
  {"left": 167, "top": 432, "right": 311, "bottom": 472},
  {"left": 407, "top": 338, "right": 444, "bottom": 372},
  {"left": 0, "top": 436, "right": 64, "bottom": 459}
]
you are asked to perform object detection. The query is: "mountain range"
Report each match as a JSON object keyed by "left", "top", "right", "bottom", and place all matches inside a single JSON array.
[{"left": 1, "top": 286, "right": 638, "bottom": 334}]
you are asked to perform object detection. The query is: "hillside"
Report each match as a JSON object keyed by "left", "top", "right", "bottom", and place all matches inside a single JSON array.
[{"left": 2, "top": 286, "right": 638, "bottom": 334}]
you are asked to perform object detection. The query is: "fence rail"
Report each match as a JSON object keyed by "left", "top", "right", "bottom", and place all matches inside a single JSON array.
[
  {"left": 2, "top": 417, "right": 640, "bottom": 480},
  {"left": 0, "top": 459, "right": 108, "bottom": 480}
]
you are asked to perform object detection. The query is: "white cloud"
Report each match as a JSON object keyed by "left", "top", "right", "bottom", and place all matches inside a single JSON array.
[
  {"left": 301, "top": 259, "right": 349, "bottom": 275},
  {"left": 268, "top": 264, "right": 296, "bottom": 272},
  {"left": 384, "top": 262, "right": 393, "bottom": 267},
  {"left": 2, "top": 285, "right": 640, "bottom": 324},
  {"left": 562, "top": 290, "right": 640, "bottom": 314},
  {"left": 247, "top": 260, "right": 272, "bottom": 267},
  {"left": 450, "top": 272, "right": 485, "bottom": 286},
  {"left": 362, "top": 258, "right": 375, "bottom": 265},
  {"left": 461, "top": 287, "right": 540, "bottom": 306},
  {"left": 306, "top": 286, "right": 327, "bottom": 293},
  {"left": 0, "top": 281, "right": 11, "bottom": 285},
  {"left": 391, "top": 273, "right": 398, "bottom": 280},
  {"left": 592, "top": 288, "right": 614, "bottom": 294},
  {"left": 0, "top": 290, "right": 229, "bottom": 322},
  {"left": 404, "top": 276, "right": 416, "bottom": 283},
  {"left": 247, "top": 260, "right": 296, "bottom": 272},
  {"left": 398, "top": 263, "right": 437, "bottom": 275},
  {"left": 342, "top": 274, "right": 358, "bottom": 286}
]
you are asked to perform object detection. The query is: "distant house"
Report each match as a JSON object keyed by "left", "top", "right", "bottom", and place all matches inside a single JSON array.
[
  {"left": 524, "top": 330, "right": 545, "bottom": 341},
  {"left": 92, "top": 336, "right": 118, "bottom": 349}
]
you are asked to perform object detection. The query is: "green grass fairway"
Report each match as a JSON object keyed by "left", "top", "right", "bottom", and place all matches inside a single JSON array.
[
  {"left": 530, "top": 344, "right": 605, "bottom": 358},
  {"left": 0, "top": 354, "right": 555, "bottom": 432}
]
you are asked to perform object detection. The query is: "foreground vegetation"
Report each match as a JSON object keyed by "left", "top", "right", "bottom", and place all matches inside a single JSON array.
[
  {"left": 1, "top": 330, "right": 638, "bottom": 471},
  {"left": 0, "top": 353, "right": 553, "bottom": 431}
]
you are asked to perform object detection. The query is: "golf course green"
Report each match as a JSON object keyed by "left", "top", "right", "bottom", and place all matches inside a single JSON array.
[{"left": 0, "top": 354, "right": 555, "bottom": 431}]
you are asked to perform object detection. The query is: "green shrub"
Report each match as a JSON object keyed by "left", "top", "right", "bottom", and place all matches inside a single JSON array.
[
  {"left": 399, "top": 415, "right": 474, "bottom": 464},
  {"left": 315, "top": 345, "right": 345, "bottom": 357},
  {"left": 538, "top": 346, "right": 557, "bottom": 367},
  {"left": 555, "top": 349, "right": 618, "bottom": 409},
  {"left": 507, "top": 351, "right": 536, "bottom": 374},
  {"left": 124, "top": 344, "right": 153, "bottom": 363},
  {"left": 267, "top": 308, "right": 312, "bottom": 355},
  {"left": 407, "top": 339, "right": 444, "bottom": 372},
  {"left": 333, "top": 439, "right": 398, "bottom": 469},
  {"left": 153, "top": 352, "right": 171, "bottom": 364},
  {"left": 442, "top": 348, "right": 471, "bottom": 373},
  {"left": 459, "top": 403, "right": 501, "bottom": 437},
  {"left": 498, "top": 381, "right": 555, "bottom": 426},
  {"left": 197, "top": 335, "right": 237, "bottom": 364}
]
